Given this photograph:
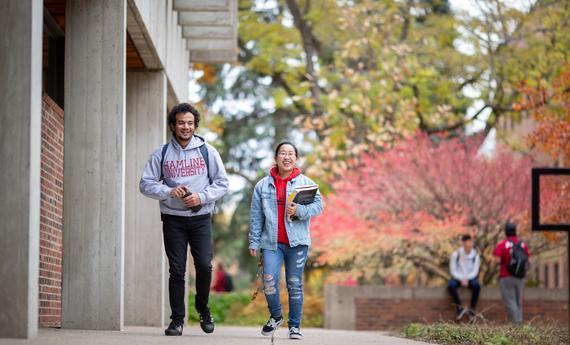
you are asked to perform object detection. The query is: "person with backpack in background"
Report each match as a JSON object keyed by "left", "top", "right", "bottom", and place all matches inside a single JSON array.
[
  {"left": 493, "top": 222, "right": 531, "bottom": 324},
  {"left": 223, "top": 269, "right": 234, "bottom": 292},
  {"left": 140, "top": 103, "right": 229, "bottom": 336},
  {"left": 448, "top": 234, "right": 481, "bottom": 321},
  {"left": 212, "top": 262, "right": 234, "bottom": 292}
]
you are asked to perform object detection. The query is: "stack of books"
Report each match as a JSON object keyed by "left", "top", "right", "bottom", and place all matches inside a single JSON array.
[{"left": 286, "top": 184, "right": 319, "bottom": 221}]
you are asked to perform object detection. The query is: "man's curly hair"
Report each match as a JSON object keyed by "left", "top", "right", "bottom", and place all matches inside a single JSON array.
[{"left": 167, "top": 103, "right": 200, "bottom": 131}]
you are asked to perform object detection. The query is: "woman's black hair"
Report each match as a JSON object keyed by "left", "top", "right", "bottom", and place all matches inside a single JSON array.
[
  {"left": 167, "top": 102, "right": 200, "bottom": 131},
  {"left": 274, "top": 141, "right": 298, "bottom": 158}
]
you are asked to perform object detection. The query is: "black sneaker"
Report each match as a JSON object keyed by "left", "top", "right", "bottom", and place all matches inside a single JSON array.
[
  {"left": 289, "top": 327, "right": 304, "bottom": 340},
  {"left": 164, "top": 320, "right": 183, "bottom": 336},
  {"left": 199, "top": 310, "right": 215, "bottom": 334},
  {"left": 456, "top": 307, "right": 467, "bottom": 321},
  {"left": 261, "top": 315, "right": 284, "bottom": 336}
]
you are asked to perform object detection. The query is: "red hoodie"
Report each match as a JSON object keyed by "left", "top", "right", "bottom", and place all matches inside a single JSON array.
[{"left": 270, "top": 166, "right": 301, "bottom": 245}]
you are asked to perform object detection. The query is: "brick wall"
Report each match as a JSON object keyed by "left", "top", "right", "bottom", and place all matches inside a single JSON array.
[
  {"left": 325, "top": 285, "right": 568, "bottom": 330},
  {"left": 355, "top": 296, "right": 567, "bottom": 330},
  {"left": 39, "top": 94, "right": 64, "bottom": 327}
]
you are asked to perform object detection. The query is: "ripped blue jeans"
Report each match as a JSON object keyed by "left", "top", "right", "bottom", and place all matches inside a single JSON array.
[{"left": 262, "top": 243, "right": 308, "bottom": 328}]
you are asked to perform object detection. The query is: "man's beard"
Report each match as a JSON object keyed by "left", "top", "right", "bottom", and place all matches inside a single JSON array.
[{"left": 176, "top": 131, "right": 192, "bottom": 142}]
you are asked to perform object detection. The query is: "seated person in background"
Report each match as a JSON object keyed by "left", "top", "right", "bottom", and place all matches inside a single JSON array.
[{"left": 448, "top": 234, "right": 481, "bottom": 321}]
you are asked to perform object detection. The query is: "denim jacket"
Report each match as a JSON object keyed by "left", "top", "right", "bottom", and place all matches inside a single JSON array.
[{"left": 249, "top": 172, "right": 323, "bottom": 251}]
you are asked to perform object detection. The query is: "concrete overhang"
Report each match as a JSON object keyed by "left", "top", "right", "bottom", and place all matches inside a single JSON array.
[
  {"left": 127, "top": 0, "right": 162, "bottom": 69},
  {"left": 126, "top": 0, "right": 238, "bottom": 103},
  {"left": 173, "top": 0, "right": 238, "bottom": 63}
]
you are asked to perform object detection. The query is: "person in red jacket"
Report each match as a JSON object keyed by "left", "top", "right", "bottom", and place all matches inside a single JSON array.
[
  {"left": 212, "top": 262, "right": 227, "bottom": 293},
  {"left": 493, "top": 222, "right": 531, "bottom": 324}
]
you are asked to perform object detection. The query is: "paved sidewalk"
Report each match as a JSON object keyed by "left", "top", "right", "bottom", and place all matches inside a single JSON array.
[{"left": 0, "top": 326, "right": 434, "bottom": 345}]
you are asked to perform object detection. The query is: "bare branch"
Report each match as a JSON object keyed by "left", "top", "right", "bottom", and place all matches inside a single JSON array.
[
  {"left": 422, "top": 103, "right": 491, "bottom": 135},
  {"left": 284, "top": 0, "right": 324, "bottom": 117},
  {"left": 225, "top": 167, "right": 256, "bottom": 186},
  {"left": 272, "top": 71, "right": 310, "bottom": 115},
  {"left": 408, "top": 79, "right": 491, "bottom": 134}
]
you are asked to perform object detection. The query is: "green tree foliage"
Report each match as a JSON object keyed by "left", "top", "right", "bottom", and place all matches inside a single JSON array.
[{"left": 194, "top": 0, "right": 570, "bottom": 275}]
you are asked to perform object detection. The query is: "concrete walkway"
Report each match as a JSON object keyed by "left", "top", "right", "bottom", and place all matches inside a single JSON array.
[{"left": 0, "top": 326, "right": 434, "bottom": 345}]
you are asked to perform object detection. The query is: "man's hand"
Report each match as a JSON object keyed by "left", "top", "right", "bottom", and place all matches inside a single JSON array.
[
  {"left": 170, "top": 186, "right": 187, "bottom": 198},
  {"left": 183, "top": 193, "right": 201, "bottom": 208},
  {"left": 287, "top": 203, "right": 298, "bottom": 217},
  {"left": 461, "top": 279, "right": 468, "bottom": 287},
  {"left": 249, "top": 249, "right": 257, "bottom": 257}
]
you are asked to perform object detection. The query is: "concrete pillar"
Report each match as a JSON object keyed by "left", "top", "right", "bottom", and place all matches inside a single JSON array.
[
  {"left": 125, "top": 71, "right": 167, "bottom": 326},
  {"left": 0, "top": 0, "right": 42, "bottom": 339},
  {"left": 62, "top": 0, "right": 126, "bottom": 330}
]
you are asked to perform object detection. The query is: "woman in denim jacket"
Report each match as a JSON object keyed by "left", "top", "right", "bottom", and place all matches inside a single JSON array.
[{"left": 249, "top": 142, "right": 323, "bottom": 340}]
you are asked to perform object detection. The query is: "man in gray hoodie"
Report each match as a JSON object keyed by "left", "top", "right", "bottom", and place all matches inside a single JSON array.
[
  {"left": 140, "top": 102, "right": 229, "bottom": 336},
  {"left": 448, "top": 234, "right": 481, "bottom": 321}
]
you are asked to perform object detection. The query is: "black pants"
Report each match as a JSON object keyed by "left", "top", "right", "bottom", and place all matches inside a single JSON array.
[
  {"left": 162, "top": 213, "right": 213, "bottom": 323},
  {"left": 447, "top": 278, "right": 481, "bottom": 311}
]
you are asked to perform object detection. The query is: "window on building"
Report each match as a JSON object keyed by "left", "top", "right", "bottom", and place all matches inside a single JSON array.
[
  {"left": 544, "top": 264, "right": 550, "bottom": 288},
  {"left": 43, "top": 9, "right": 65, "bottom": 108},
  {"left": 554, "top": 262, "right": 560, "bottom": 288}
]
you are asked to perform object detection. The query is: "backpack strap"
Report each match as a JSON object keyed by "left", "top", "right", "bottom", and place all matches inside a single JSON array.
[
  {"left": 507, "top": 239, "right": 519, "bottom": 251},
  {"left": 159, "top": 143, "right": 169, "bottom": 182},
  {"left": 456, "top": 250, "right": 477, "bottom": 265},
  {"left": 194, "top": 136, "right": 213, "bottom": 185}
]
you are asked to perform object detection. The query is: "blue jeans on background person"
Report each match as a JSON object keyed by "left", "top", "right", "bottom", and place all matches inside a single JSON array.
[
  {"left": 447, "top": 278, "right": 481, "bottom": 312},
  {"left": 262, "top": 243, "right": 309, "bottom": 328}
]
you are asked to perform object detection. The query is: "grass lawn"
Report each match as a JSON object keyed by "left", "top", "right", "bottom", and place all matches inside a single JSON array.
[{"left": 403, "top": 322, "right": 569, "bottom": 345}]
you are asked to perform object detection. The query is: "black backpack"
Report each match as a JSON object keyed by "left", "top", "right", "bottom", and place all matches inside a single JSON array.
[
  {"left": 223, "top": 272, "right": 234, "bottom": 292},
  {"left": 507, "top": 240, "right": 529, "bottom": 278}
]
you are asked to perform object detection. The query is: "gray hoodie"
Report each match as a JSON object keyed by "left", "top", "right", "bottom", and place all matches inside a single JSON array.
[
  {"left": 139, "top": 135, "right": 229, "bottom": 217},
  {"left": 450, "top": 247, "right": 481, "bottom": 281}
]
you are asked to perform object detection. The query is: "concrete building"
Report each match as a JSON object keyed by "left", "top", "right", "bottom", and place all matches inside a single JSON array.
[{"left": 0, "top": 0, "right": 237, "bottom": 339}]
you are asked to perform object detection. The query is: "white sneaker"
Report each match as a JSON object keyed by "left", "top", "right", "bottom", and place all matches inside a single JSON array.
[{"left": 289, "top": 327, "right": 303, "bottom": 340}]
